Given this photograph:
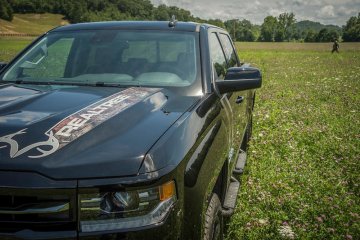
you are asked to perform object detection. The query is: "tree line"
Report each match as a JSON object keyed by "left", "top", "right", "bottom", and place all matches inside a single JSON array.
[
  {"left": 0, "top": 0, "right": 359, "bottom": 42},
  {"left": 258, "top": 13, "right": 342, "bottom": 42}
]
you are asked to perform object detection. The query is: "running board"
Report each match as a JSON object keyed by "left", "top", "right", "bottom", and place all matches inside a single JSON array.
[
  {"left": 233, "top": 151, "right": 247, "bottom": 175},
  {"left": 222, "top": 177, "right": 240, "bottom": 217}
]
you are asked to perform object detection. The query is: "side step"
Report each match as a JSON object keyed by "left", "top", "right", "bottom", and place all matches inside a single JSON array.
[
  {"left": 222, "top": 177, "right": 240, "bottom": 217},
  {"left": 233, "top": 151, "right": 247, "bottom": 175}
]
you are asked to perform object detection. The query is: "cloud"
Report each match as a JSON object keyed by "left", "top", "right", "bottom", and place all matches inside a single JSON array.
[
  {"left": 150, "top": 0, "right": 360, "bottom": 26},
  {"left": 268, "top": 8, "right": 284, "bottom": 17},
  {"left": 318, "top": 5, "right": 336, "bottom": 18}
]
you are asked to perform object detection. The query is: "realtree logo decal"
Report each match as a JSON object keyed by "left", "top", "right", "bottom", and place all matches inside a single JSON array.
[{"left": 0, "top": 87, "right": 159, "bottom": 158}]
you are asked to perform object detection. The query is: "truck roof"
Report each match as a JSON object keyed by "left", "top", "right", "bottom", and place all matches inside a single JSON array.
[{"left": 52, "top": 21, "right": 213, "bottom": 33}]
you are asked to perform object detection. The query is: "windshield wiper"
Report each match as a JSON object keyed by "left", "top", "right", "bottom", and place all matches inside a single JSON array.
[
  {"left": 4, "top": 79, "right": 140, "bottom": 88},
  {"left": 93, "top": 82, "right": 142, "bottom": 88},
  {"left": 0, "top": 79, "right": 57, "bottom": 85},
  {"left": 13, "top": 79, "right": 52, "bottom": 85},
  {"left": 11, "top": 79, "right": 98, "bottom": 87}
]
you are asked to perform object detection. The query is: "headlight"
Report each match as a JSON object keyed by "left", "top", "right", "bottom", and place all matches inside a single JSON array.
[{"left": 79, "top": 181, "right": 176, "bottom": 232}]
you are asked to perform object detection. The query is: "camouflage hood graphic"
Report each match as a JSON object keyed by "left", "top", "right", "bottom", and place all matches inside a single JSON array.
[
  {"left": 0, "top": 87, "right": 160, "bottom": 159},
  {"left": 0, "top": 84, "right": 198, "bottom": 179}
]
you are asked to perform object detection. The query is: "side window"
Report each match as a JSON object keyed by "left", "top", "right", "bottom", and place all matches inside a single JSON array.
[
  {"left": 219, "top": 34, "right": 238, "bottom": 67},
  {"left": 209, "top": 33, "right": 227, "bottom": 80},
  {"left": 22, "top": 38, "right": 74, "bottom": 79}
]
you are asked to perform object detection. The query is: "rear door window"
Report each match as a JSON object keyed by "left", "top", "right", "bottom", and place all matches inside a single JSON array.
[
  {"left": 219, "top": 34, "right": 239, "bottom": 67},
  {"left": 209, "top": 33, "right": 227, "bottom": 80}
]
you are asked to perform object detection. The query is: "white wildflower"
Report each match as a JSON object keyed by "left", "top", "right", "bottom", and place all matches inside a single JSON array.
[
  {"left": 278, "top": 225, "right": 296, "bottom": 239},
  {"left": 258, "top": 218, "right": 269, "bottom": 225}
]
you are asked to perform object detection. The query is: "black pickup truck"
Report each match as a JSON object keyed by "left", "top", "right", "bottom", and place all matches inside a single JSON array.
[{"left": 0, "top": 21, "right": 261, "bottom": 240}]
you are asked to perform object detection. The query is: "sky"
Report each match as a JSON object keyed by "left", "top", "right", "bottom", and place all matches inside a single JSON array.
[{"left": 151, "top": 0, "right": 360, "bottom": 26}]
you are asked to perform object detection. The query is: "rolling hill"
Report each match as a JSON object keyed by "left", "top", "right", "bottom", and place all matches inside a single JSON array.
[
  {"left": 0, "top": 13, "right": 68, "bottom": 36},
  {"left": 295, "top": 20, "right": 342, "bottom": 33}
]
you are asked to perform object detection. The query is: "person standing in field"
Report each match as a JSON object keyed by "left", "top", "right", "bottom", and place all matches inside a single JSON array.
[{"left": 332, "top": 39, "right": 339, "bottom": 53}]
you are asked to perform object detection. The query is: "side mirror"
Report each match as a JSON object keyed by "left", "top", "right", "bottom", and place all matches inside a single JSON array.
[
  {"left": 215, "top": 66, "right": 262, "bottom": 94},
  {"left": 0, "top": 62, "right": 7, "bottom": 71}
]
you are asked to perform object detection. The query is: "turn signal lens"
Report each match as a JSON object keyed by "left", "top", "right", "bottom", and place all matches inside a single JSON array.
[{"left": 159, "top": 181, "right": 176, "bottom": 201}]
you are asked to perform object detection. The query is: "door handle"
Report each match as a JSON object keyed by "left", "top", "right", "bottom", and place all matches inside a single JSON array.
[{"left": 236, "top": 96, "right": 244, "bottom": 104}]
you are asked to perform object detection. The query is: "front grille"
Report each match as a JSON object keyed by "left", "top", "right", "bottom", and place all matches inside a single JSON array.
[{"left": 0, "top": 189, "right": 77, "bottom": 233}]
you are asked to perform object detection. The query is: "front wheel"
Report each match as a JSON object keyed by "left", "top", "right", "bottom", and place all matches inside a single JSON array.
[{"left": 203, "top": 193, "right": 223, "bottom": 240}]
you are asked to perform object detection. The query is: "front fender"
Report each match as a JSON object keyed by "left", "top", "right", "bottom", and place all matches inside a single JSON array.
[{"left": 141, "top": 93, "right": 230, "bottom": 239}]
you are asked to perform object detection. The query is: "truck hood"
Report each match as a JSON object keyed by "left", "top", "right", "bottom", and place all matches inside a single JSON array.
[{"left": 0, "top": 83, "right": 198, "bottom": 179}]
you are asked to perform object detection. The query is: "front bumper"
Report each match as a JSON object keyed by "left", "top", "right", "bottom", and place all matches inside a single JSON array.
[
  {"left": 79, "top": 206, "right": 179, "bottom": 240},
  {"left": 0, "top": 208, "right": 178, "bottom": 240},
  {"left": 0, "top": 171, "right": 181, "bottom": 240}
]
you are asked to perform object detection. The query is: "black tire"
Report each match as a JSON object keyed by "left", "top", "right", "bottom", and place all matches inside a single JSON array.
[{"left": 203, "top": 194, "right": 223, "bottom": 240}]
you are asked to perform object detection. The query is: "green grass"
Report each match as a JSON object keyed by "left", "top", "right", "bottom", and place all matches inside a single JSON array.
[
  {"left": 226, "top": 42, "right": 360, "bottom": 239},
  {"left": 0, "top": 40, "right": 359, "bottom": 239},
  {"left": 236, "top": 42, "right": 360, "bottom": 52},
  {"left": 0, "top": 13, "right": 68, "bottom": 35},
  {"left": 0, "top": 38, "right": 32, "bottom": 62}
]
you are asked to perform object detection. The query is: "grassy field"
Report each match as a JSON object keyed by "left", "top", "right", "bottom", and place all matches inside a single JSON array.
[
  {"left": 0, "top": 14, "right": 68, "bottom": 62},
  {"left": 236, "top": 42, "right": 360, "bottom": 52},
  {"left": 0, "top": 39, "right": 359, "bottom": 239},
  {"left": 0, "top": 13, "right": 68, "bottom": 35},
  {"left": 0, "top": 38, "right": 33, "bottom": 62},
  {"left": 226, "top": 42, "right": 360, "bottom": 239}
]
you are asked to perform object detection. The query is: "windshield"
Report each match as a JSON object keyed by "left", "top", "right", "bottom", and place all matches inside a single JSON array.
[{"left": 1, "top": 30, "right": 199, "bottom": 89}]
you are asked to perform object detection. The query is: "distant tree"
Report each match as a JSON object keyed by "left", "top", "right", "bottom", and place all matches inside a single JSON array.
[
  {"left": 274, "top": 29, "right": 284, "bottom": 42},
  {"left": 276, "top": 12, "right": 296, "bottom": 41},
  {"left": 316, "top": 28, "right": 339, "bottom": 42},
  {"left": 343, "top": 13, "right": 360, "bottom": 42},
  {"left": 296, "top": 20, "right": 341, "bottom": 34},
  {"left": 168, "top": 6, "right": 193, "bottom": 21},
  {"left": 237, "top": 19, "right": 256, "bottom": 41},
  {"left": 304, "top": 30, "right": 317, "bottom": 42},
  {"left": 0, "top": 0, "right": 237, "bottom": 36},
  {"left": 252, "top": 25, "right": 261, "bottom": 40},
  {"left": 33, "top": 0, "right": 50, "bottom": 13},
  {"left": 117, "top": 0, "right": 153, "bottom": 20},
  {"left": 14, "top": 0, "right": 35, "bottom": 13},
  {"left": 153, "top": 4, "right": 169, "bottom": 20},
  {"left": 87, "top": 0, "right": 107, "bottom": 12},
  {"left": 85, "top": 8, "right": 130, "bottom": 22},
  {"left": 0, "top": 0, "right": 13, "bottom": 21},
  {"left": 292, "top": 30, "right": 301, "bottom": 41},
  {"left": 260, "top": 16, "right": 277, "bottom": 41},
  {"left": 66, "top": 0, "right": 88, "bottom": 23},
  {"left": 152, "top": 4, "right": 194, "bottom": 21},
  {"left": 327, "top": 29, "right": 340, "bottom": 41},
  {"left": 207, "top": 19, "right": 225, "bottom": 28},
  {"left": 224, "top": 19, "right": 237, "bottom": 40},
  {"left": 316, "top": 28, "right": 331, "bottom": 42},
  {"left": 225, "top": 19, "right": 256, "bottom": 41}
]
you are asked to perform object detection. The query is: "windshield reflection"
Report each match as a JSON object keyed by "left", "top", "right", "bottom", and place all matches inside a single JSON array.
[{"left": 2, "top": 30, "right": 199, "bottom": 89}]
